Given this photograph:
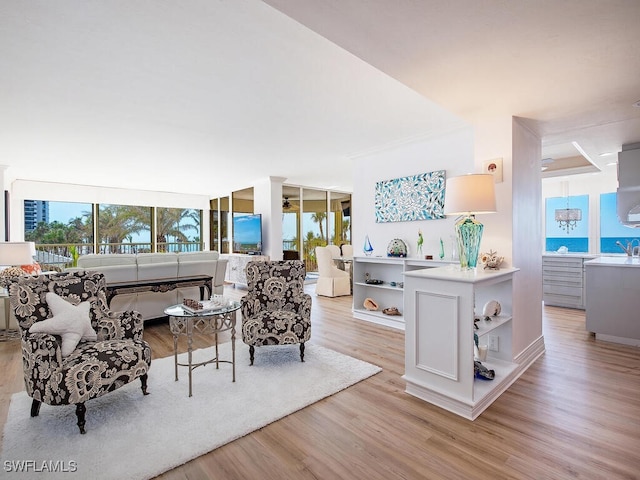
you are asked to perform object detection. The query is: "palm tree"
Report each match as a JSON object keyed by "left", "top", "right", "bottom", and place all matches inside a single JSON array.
[
  {"left": 98, "top": 205, "right": 149, "bottom": 253},
  {"left": 156, "top": 208, "right": 198, "bottom": 252},
  {"left": 310, "top": 211, "right": 326, "bottom": 242}
]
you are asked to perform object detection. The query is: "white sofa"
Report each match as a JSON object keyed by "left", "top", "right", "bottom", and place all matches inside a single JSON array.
[{"left": 67, "top": 251, "right": 228, "bottom": 321}]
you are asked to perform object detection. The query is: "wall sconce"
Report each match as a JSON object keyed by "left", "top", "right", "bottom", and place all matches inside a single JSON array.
[{"left": 444, "top": 174, "right": 496, "bottom": 268}]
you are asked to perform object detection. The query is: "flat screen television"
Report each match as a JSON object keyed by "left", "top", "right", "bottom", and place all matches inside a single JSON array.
[{"left": 232, "top": 213, "right": 262, "bottom": 254}]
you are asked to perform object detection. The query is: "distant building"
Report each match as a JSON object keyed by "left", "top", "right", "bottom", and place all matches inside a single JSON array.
[{"left": 24, "top": 199, "right": 48, "bottom": 232}]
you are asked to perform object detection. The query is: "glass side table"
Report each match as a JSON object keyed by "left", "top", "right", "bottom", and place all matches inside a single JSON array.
[{"left": 164, "top": 300, "right": 240, "bottom": 397}]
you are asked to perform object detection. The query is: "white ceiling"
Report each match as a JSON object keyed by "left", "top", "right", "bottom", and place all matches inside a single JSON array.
[{"left": 1, "top": 1, "right": 639, "bottom": 197}]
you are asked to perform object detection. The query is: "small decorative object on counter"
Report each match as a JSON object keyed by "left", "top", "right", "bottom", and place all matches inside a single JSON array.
[
  {"left": 382, "top": 307, "right": 401, "bottom": 316},
  {"left": 387, "top": 238, "right": 408, "bottom": 257},
  {"left": 480, "top": 250, "right": 504, "bottom": 270},
  {"left": 364, "top": 272, "right": 383, "bottom": 285},
  {"left": 363, "top": 235, "right": 374, "bottom": 256},
  {"left": 363, "top": 298, "right": 379, "bottom": 311},
  {"left": 439, "top": 237, "right": 445, "bottom": 260},
  {"left": 482, "top": 299, "right": 501, "bottom": 316},
  {"left": 482, "top": 300, "right": 501, "bottom": 321},
  {"left": 417, "top": 230, "right": 424, "bottom": 256},
  {"left": 474, "top": 361, "right": 495, "bottom": 380}
]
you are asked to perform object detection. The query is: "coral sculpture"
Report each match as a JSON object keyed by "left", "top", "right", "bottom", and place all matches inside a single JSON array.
[{"left": 480, "top": 250, "right": 504, "bottom": 270}]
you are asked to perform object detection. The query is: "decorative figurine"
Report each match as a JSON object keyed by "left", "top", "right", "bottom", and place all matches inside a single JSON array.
[
  {"left": 480, "top": 250, "right": 504, "bottom": 270},
  {"left": 439, "top": 237, "right": 445, "bottom": 260},
  {"left": 387, "top": 238, "right": 408, "bottom": 257},
  {"left": 363, "top": 235, "right": 373, "bottom": 256},
  {"left": 482, "top": 300, "right": 502, "bottom": 321},
  {"left": 417, "top": 230, "right": 424, "bottom": 256}
]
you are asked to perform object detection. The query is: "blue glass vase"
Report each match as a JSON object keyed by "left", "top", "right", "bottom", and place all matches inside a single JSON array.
[
  {"left": 363, "top": 235, "right": 373, "bottom": 256},
  {"left": 455, "top": 215, "right": 483, "bottom": 268}
]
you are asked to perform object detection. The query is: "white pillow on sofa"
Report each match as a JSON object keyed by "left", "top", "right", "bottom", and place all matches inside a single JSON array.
[{"left": 29, "top": 292, "right": 98, "bottom": 357}]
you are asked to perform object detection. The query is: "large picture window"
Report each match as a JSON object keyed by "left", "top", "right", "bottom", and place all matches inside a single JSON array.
[
  {"left": 600, "top": 192, "right": 640, "bottom": 253},
  {"left": 545, "top": 195, "right": 589, "bottom": 253},
  {"left": 97, "top": 204, "right": 151, "bottom": 254},
  {"left": 25, "top": 199, "right": 203, "bottom": 267}
]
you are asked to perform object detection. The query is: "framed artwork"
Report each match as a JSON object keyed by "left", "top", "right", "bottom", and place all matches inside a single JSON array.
[{"left": 375, "top": 170, "right": 446, "bottom": 223}]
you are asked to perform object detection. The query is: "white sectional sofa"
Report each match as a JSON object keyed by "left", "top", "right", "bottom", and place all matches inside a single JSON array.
[{"left": 67, "top": 251, "right": 228, "bottom": 321}]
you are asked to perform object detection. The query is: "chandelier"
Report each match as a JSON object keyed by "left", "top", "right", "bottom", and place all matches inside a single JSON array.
[{"left": 555, "top": 207, "right": 582, "bottom": 233}]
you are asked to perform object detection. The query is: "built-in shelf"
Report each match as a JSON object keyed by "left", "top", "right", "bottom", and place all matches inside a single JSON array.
[
  {"left": 352, "top": 256, "right": 455, "bottom": 330},
  {"left": 402, "top": 265, "right": 522, "bottom": 420},
  {"left": 475, "top": 314, "right": 512, "bottom": 336}
]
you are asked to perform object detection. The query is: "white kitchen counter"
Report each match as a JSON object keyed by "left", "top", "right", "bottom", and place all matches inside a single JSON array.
[
  {"left": 584, "top": 258, "right": 640, "bottom": 346},
  {"left": 584, "top": 256, "right": 640, "bottom": 267}
]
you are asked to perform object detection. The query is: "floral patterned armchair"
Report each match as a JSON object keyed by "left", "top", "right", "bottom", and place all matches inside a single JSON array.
[
  {"left": 8, "top": 270, "right": 151, "bottom": 434},
  {"left": 241, "top": 261, "right": 311, "bottom": 365}
]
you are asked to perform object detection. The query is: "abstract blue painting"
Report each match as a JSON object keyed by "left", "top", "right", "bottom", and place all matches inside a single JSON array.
[{"left": 375, "top": 170, "right": 446, "bottom": 223}]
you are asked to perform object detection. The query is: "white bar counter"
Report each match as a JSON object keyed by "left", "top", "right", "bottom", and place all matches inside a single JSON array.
[
  {"left": 584, "top": 256, "right": 640, "bottom": 346},
  {"left": 584, "top": 256, "right": 640, "bottom": 267}
]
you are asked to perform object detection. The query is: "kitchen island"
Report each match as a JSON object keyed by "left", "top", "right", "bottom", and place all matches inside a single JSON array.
[{"left": 584, "top": 256, "right": 640, "bottom": 346}]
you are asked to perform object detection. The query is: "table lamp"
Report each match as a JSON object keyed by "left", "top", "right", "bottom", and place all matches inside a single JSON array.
[
  {"left": 444, "top": 174, "right": 496, "bottom": 268},
  {"left": 0, "top": 241, "right": 37, "bottom": 287}
]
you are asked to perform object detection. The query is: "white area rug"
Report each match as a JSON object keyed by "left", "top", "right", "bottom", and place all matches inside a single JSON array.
[{"left": 1, "top": 343, "right": 381, "bottom": 479}]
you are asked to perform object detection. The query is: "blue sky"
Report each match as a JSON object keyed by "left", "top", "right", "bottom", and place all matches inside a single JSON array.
[{"left": 48, "top": 201, "right": 91, "bottom": 223}]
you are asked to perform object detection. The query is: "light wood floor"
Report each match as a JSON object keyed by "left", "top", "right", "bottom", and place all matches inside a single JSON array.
[{"left": 1, "top": 285, "right": 639, "bottom": 479}]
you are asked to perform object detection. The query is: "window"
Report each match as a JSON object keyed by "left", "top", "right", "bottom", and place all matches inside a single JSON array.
[
  {"left": 24, "top": 200, "right": 93, "bottom": 268},
  {"left": 600, "top": 192, "right": 639, "bottom": 253},
  {"left": 156, "top": 207, "right": 202, "bottom": 252},
  {"left": 97, "top": 204, "right": 151, "bottom": 254},
  {"left": 26, "top": 199, "right": 204, "bottom": 263},
  {"left": 545, "top": 195, "right": 589, "bottom": 253}
]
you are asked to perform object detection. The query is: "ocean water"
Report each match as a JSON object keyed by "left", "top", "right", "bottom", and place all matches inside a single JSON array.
[
  {"left": 545, "top": 237, "right": 588, "bottom": 253},
  {"left": 545, "top": 237, "right": 640, "bottom": 254},
  {"left": 600, "top": 237, "right": 640, "bottom": 254}
]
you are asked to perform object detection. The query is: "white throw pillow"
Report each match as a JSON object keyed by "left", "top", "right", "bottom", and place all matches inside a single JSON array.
[{"left": 29, "top": 292, "right": 98, "bottom": 357}]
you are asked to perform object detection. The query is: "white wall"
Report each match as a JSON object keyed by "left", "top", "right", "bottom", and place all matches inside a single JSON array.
[
  {"left": 353, "top": 118, "right": 544, "bottom": 363},
  {"left": 352, "top": 127, "right": 475, "bottom": 260}
]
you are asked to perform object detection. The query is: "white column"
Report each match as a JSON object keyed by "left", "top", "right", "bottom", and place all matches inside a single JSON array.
[{"left": 253, "top": 176, "right": 286, "bottom": 260}]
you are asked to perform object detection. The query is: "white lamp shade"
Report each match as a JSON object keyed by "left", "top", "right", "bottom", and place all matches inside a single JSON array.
[
  {"left": 0, "top": 241, "right": 36, "bottom": 266},
  {"left": 444, "top": 174, "right": 497, "bottom": 215}
]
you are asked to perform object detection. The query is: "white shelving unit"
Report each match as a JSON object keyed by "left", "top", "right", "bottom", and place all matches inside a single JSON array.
[
  {"left": 352, "top": 256, "right": 454, "bottom": 329},
  {"left": 402, "top": 265, "right": 519, "bottom": 420}
]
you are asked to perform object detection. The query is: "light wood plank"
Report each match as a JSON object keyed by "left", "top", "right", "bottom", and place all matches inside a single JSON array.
[{"left": 1, "top": 287, "right": 639, "bottom": 480}]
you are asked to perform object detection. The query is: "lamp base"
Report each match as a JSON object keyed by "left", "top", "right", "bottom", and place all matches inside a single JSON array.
[{"left": 454, "top": 215, "right": 484, "bottom": 269}]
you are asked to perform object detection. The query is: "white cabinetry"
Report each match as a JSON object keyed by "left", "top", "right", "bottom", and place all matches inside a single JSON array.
[
  {"left": 542, "top": 254, "right": 594, "bottom": 309},
  {"left": 352, "top": 256, "right": 453, "bottom": 330},
  {"left": 220, "top": 254, "right": 269, "bottom": 286},
  {"left": 403, "top": 266, "right": 519, "bottom": 420},
  {"left": 584, "top": 257, "right": 640, "bottom": 346}
]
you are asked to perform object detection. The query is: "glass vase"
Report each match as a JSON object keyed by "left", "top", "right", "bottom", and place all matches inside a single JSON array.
[{"left": 455, "top": 215, "right": 483, "bottom": 268}]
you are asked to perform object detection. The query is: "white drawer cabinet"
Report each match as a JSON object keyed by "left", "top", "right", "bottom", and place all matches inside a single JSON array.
[{"left": 542, "top": 255, "right": 594, "bottom": 309}]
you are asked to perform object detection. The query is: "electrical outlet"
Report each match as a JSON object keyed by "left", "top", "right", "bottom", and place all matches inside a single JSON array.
[{"left": 488, "top": 335, "right": 499, "bottom": 352}]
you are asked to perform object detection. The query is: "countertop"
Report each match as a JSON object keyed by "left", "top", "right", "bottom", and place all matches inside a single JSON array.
[
  {"left": 584, "top": 256, "right": 640, "bottom": 267},
  {"left": 543, "top": 252, "right": 597, "bottom": 258}
]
